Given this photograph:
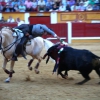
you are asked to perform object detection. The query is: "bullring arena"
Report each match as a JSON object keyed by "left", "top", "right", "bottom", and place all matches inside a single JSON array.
[{"left": 0, "top": 42, "right": 100, "bottom": 100}]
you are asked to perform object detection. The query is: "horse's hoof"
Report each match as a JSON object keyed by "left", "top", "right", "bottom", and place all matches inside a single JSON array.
[
  {"left": 4, "top": 78, "right": 10, "bottom": 83},
  {"left": 35, "top": 70, "right": 40, "bottom": 74},
  {"left": 34, "top": 68, "right": 39, "bottom": 74},
  {"left": 4, "top": 80, "right": 10, "bottom": 83},
  {"left": 29, "top": 67, "right": 32, "bottom": 71},
  {"left": 35, "top": 70, "right": 39, "bottom": 74},
  {"left": 13, "top": 70, "right": 15, "bottom": 73}
]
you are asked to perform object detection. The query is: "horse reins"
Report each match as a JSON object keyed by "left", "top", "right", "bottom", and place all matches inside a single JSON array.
[{"left": 0, "top": 31, "right": 22, "bottom": 61}]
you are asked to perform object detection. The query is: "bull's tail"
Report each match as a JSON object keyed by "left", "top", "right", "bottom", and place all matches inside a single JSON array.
[{"left": 43, "top": 39, "right": 55, "bottom": 63}]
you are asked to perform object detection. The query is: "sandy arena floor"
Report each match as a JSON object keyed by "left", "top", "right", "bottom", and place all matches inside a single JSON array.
[{"left": 0, "top": 43, "right": 100, "bottom": 100}]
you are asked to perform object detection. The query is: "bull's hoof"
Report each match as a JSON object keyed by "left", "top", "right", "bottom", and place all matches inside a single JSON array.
[
  {"left": 75, "top": 79, "right": 90, "bottom": 85},
  {"left": 62, "top": 75, "right": 67, "bottom": 79},
  {"left": 98, "top": 82, "right": 100, "bottom": 84},
  {"left": 75, "top": 82, "right": 84, "bottom": 85}
]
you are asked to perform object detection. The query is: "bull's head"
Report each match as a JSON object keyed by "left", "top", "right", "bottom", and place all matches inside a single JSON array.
[{"left": 43, "top": 43, "right": 60, "bottom": 64}]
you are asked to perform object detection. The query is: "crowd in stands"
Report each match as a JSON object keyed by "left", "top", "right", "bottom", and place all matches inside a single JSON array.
[
  {"left": 0, "top": 0, "right": 100, "bottom": 12},
  {"left": 0, "top": 16, "right": 25, "bottom": 26}
]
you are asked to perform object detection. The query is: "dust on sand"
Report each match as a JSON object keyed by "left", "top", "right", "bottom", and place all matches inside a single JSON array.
[{"left": 0, "top": 43, "right": 100, "bottom": 100}]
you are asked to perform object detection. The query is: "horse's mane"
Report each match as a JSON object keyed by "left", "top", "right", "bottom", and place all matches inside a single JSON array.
[{"left": 0, "top": 26, "right": 13, "bottom": 35}]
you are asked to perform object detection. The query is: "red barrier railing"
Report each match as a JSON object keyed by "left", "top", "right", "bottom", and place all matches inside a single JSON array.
[
  {"left": 72, "top": 23, "right": 100, "bottom": 37},
  {"left": 0, "top": 23, "right": 17, "bottom": 28}
]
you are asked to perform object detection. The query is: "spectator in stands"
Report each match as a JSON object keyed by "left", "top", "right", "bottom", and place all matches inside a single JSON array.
[
  {"left": 38, "top": 0, "right": 46, "bottom": 12},
  {"left": 24, "top": 0, "right": 33, "bottom": 12},
  {"left": 58, "top": 2, "right": 66, "bottom": 11},
  {"left": 11, "top": 0, "right": 18, "bottom": 7},
  {"left": 45, "top": 0, "right": 53, "bottom": 11},
  {"left": 32, "top": 0, "right": 38, "bottom": 11},
  {"left": 89, "top": 0, "right": 95, "bottom": 6},
  {"left": 83, "top": 0, "right": 89, "bottom": 8},
  {"left": 0, "top": 16, "right": 6, "bottom": 23},
  {"left": 13, "top": 4, "right": 19, "bottom": 12},
  {"left": 3, "top": 4, "right": 12, "bottom": 12},
  {"left": 86, "top": 4, "right": 93, "bottom": 11},
  {"left": 6, "top": 1, "right": 14, "bottom": 11},
  {"left": 5, "top": 0, "right": 10, "bottom": 4},
  {"left": 50, "top": 0, "right": 55, "bottom": 5},
  {"left": 79, "top": 0, "right": 84, "bottom": 4},
  {"left": 68, "top": 0, "right": 76, "bottom": 7},
  {"left": 0, "top": 3, "right": 3, "bottom": 12},
  {"left": 71, "top": 2, "right": 79, "bottom": 11},
  {"left": 17, "top": 0, "right": 24, "bottom": 5},
  {"left": 16, "top": 18, "right": 25, "bottom": 26},
  {"left": 7, "top": 16, "right": 15, "bottom": 23},
  {"left": 92, "top": 4, "right": 99, "bottom": 10},
  {"left": 94, "top": 0, "right": 99, "bottom": 3},
  {"left": 66, "top": 4, "right": 71, "bottom": 12},
  {"left": 19, "top": 1, "right": 26, "bottom": 12},
  {"left": 50, "top": 4, "right": 58, "bottom": 11},
  {"left": 78, "top": 2, "right": 85, "bottom": 11},
  {"left": 0, "top": 0, "right": 6, "bottom": 6},
  {"left": 49, "top": 3, "right": 58, "bottom": 11},
  {"left": 62, "top": 0, "right": 67, "bottom": 6},
  {"left": 55, "top": 0, "right": 62, "bottom": 8}
]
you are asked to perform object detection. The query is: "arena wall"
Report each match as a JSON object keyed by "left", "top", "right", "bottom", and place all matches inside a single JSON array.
[{"left": 0, "top": 12, "right": 100, "bottom": 43}]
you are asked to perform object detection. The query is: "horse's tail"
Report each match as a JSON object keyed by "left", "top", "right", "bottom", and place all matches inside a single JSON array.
[{"left": 43, "top": 39, "right": 54, "bottom": 51}]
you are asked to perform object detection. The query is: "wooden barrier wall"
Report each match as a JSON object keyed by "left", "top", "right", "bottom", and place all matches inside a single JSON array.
[
  {"left": 0, "top": 22, "right": 100, "bottom": 43},
  {"left": 0, "top": 23, "right": 17, "bottom": 28},
  {"left": 1, "top": 11, "right": 100, "bottom": 23},
  {"left": 2, "top": 12, "right": 25, "bottom": 21},
  {"left": 0, "top": 12, "right": 100, "bottom": 43},
  {"left": 72, "top": 23, "right": 100, "bottom": 37},
  {"left": 57, "top": 11, "right": 100, "bottom": 23}
]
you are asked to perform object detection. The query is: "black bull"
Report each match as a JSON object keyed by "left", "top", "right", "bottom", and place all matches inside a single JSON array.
[{"left": 43, "top": 44, "right": 100, "bottom": 84}]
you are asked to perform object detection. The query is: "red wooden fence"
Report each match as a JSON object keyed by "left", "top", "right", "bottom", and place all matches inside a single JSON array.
[
  {"left": 72, "top": 23, "right": 100, "bottom": 37},
  {"left": 0, "top": 23, "right": 17, "bottom": 28},
  {"left": 0, "top": 22, "right": 100, "bottom": 43}
]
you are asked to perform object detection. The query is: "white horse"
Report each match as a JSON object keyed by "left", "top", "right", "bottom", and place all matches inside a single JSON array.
[{"left": 0, "top": 26, "right": 54, "bottom": 83}]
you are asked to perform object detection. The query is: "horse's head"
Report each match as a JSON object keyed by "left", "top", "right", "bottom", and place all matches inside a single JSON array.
[
  {"left": 43, "top": 43, "right": 61, "bottom": 64},
  {"left": 0, "top": 26, "right": 14, "bottom": 47},
  {"left": 1, "top": 26, "right": 13, "bottom": 34}
]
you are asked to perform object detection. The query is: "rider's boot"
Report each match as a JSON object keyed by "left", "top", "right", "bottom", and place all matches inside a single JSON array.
[
  {"left": 12, "top": 53, "right": 18, "bottom": 61},
  {"left": 21, "top": 51, "right": 27, "bottom": 60},
  {"left": 20, "top": 37, "right": 28, "bottom": 60},
  {"left": 0, "top": 44, "right": 2, "bottom": 50}
]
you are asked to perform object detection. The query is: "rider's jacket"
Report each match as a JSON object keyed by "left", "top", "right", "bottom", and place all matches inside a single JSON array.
[{"left": 14, "top": 24, "right": 57, "bottom": 38}]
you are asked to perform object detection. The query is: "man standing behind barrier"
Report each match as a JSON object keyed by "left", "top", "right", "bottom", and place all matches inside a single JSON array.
[{"left": 12, "top": 24, "right": 67, "bottom": 61}]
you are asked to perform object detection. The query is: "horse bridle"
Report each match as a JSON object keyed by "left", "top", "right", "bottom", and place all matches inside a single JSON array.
[{"left": 0, "top": 30, "right": 22, "bottom": 61}]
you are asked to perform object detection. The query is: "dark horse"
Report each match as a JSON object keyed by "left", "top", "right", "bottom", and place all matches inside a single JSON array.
[{"left": 43, "top": 43, "right": 100, "bottom": 85}]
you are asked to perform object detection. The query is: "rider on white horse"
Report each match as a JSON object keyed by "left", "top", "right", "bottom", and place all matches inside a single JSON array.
[{"left": 12, "top": 24, "right": 67, "bottom": 61}]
